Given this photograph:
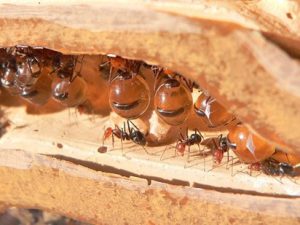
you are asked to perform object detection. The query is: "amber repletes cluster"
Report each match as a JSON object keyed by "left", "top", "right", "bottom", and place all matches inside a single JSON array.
[{"left": 0, "top": 46, "right": 299, "bottom": 177}]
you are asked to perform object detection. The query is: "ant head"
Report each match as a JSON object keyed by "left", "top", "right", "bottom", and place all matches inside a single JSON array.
[{"left": 219, "top": 137, "right": 228, "bottom": 151}]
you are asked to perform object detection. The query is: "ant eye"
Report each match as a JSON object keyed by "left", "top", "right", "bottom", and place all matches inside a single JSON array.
[
  {"left": 109, "top": 71, "right": 150, "bottom": 119},
  {"left": 154, "top": 78, "right": 192, "bottom": 126},
  {"left": 194, "top": 93, "right": 235, "bottom": 128}
]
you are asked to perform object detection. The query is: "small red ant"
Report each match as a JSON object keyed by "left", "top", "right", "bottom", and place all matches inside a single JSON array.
[
  {"left": 160, "top": 129, "right": 204, "bottom": 163},
  {"left": 101, "top": 120, "right": 148, "bottom": 155},
  {"left": 211, "top": 134, "right": 231, "bottom": 165}
]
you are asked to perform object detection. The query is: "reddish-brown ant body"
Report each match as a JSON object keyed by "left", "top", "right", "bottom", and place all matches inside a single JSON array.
[
  {"left": 51, "top": 54, "right": 87, "bottom": 107},
  {"left": 153, "top": 67, "right": 193, "bottom": 126},
  {"left": 227, "top": 124, "right": 275, "bottom": 163},
  {"left": 194, "top": 93, "right": 236, "bottom": 128},
  {"left": 104, "top": 55, "right": 150, "bottom": 119}
]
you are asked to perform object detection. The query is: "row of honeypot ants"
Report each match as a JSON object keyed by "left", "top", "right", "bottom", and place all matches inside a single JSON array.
[{"left": 0, "top": 45, "right": 299, "bottom": 177}]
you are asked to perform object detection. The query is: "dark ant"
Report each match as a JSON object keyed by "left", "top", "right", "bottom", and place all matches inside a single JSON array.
[
  {"left": 0, "top": 46, "right": 52, "bottom": 104},
  {"left": 261, "top": 158, "right": 296, "bottom": 177},
  {"left": 102, "top": 120, "right": 148, "bottom": 155},
  {"left": 211, "top": 134, "right": 232, "bottom": 165},
  {"left": 160, "top": 129, "right": 204, "bottom": 164},
  {"left": 208, "top": 134, "right": 239, "bottom": 175}
]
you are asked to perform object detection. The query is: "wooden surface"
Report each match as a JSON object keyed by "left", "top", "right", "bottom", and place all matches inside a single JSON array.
[
  {"left": 0, "top": 149, "right": 299, "bottom": 225},
  {"left": 1, "top": 101, "right": 300, "bottom": 197},
  {"left": 0, "top": 1, "right": 300, "bottom": 224}
]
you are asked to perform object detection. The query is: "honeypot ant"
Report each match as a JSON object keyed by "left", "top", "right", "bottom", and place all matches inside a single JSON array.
[
  {"left": 0, "top": 46, "right": 53, "bottom": 105},
  {"left": 102, "top": 120, "right": 148, "bottom": 155},
  {"left": 153, "top": 67, "right": 193, "bottom": 126},
  {"left": 194, "top": 93, "right": 236, "bottom": 128},
  {"left": 105, "top": 55, "right": 150, "bottom": 119},
  {"left": 227, "top": 124, "right": 275, "bottom": 164},
  {"left": 51, "top": 54, "right": 87, "bottom": 107}
]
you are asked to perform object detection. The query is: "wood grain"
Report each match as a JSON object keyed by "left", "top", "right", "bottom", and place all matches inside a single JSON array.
[{"left": 0, "top": 149, "right": 299, "bottom": 224}]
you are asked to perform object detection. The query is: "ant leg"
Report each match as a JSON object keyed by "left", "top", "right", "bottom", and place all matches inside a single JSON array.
[
  {"left": 160, "top": 145, "right": 169, "bottom": 161},
  {"left": 195, "top": 128, "right": 204, "bottom": 143},
  {"left": 187, "top": 144, "right": 191, "bottom": 163},
  {"left": 120, "top": 127, "right": 124, "bottom": 156},
  {"left": 153, "top": 67, "right": 163, "bottom": 91},
  {"left": 203, "top": 146, "right": 206, "bottom": 172},
  {"left": 175, "top": 140, "right": 181, "bottom": 157},
  {"left": 228, "top": 156, "right": 235, "bottom": 176},
  {"left": 102, "top": 126, "right": 106, "bottom": 146},
  {"left": 128, "top": 120, "right": 139, "bottom": 131},
  {"left": 111, "top": 132, "right": 115, "bottom": 150},
  {"left": 218, "top": 134, "right": 223, "bottom": 145},
  {"left": 184, "top": 145, "right": 191, "bottom": 169},
  {"left": 226, "top": 149, "right": 230, "bottom": 164},
  {"left": 127, "top": 120, "right": 132, "bottom": 135},
  {"left": 142, "top": 145, "right": 150, "bottom": 155}
]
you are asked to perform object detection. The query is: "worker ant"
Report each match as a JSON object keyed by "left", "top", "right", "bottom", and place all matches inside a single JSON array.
[
  {"left": 261, "top": 158, "right": 296, "bottom": 177},
  {"left": 102, "top": 120, "right": 148, "bottom": 155},
  {"left": 211, "top": 134, "right": 232, "bottom": 165},
  {"left": 160, "top": 129, "right": 204, "bottom": 165}
]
